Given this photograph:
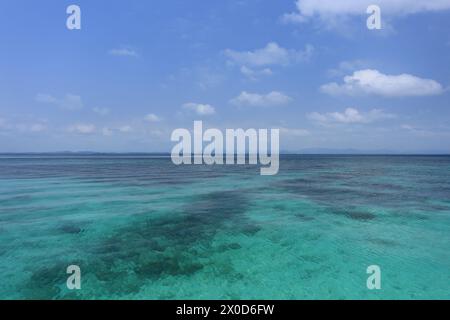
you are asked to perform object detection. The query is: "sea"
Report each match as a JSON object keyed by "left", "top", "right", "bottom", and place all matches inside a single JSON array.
[{"left": 0, "top": 154, "right": 449, "bottom": 299}]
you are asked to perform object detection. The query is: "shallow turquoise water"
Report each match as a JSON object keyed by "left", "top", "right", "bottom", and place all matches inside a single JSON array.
[{"left": 0, "top": 155, "right": 449, "bottom": 299}]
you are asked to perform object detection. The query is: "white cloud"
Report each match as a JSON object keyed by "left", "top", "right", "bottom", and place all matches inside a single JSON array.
[
  {"left": 308, "top": 108, "right": 396, "bottom": 124},
  {"left": 60, "top": 95, "right": 83, "bottom": 110},
  {"left": 400, "top": 124, "right": 435, "bottom": 137},
  {"left": 321, "top": 69, "right": 444, "bottom": 97},
  {"left": 35, "top": 94, "right": 57, "bottom": 104},
  {"left": 401, "top": 124, "right": 415, "bottom": 131},
  {"left": 230, "top": 91, "right": 292, "bottom": 107},
  {"left": 93, "top": 107, "right": 110, "bottom": 116},
  {"left": 183, "top": 103, "right": 216, "bottom": 116},
  {"left": 283, "top": 0, "right": 450, "bottom": 24},
  {"left": 225, "top": 42, "right": 314, "bottom": 67},
  {"left": 29, "top": 124, "right": 47, "bottom": 132},
  {"left": 327, "top": 60, "right": 369, "bottom": 77},
  {"left": 145, "top": 113, "right": 162, "bottom": 122},
  {"left": 68, "top": 124, "right": 96, "bottom": 134},
  {"left": 195, "top": 68, "right": 224, "bottom": 90},
  {"left": 240, "top": 66, "right": 273, "bottom": 80},
  {"left": 101, "top": 126, "right": 133, "bottom": 136},
  {"left": 109, "top": 47, "right": 138, "bottom": 57},
  {"left": 36, "top": 93, "right": 84, "bottom": 110},
  {"left": 119, "top": 125, "right": 133, "bottom": 133},
  {"left": 282, "top": 11, "right": 308, "bottom": 24},
  {"left": 0, "top": 118, "right": 48, "bottom": 133}
]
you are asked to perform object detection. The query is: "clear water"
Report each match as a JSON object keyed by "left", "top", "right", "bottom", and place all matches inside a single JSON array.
[{"left": 0, "top": 155, "right": 449, "bottom": 299}]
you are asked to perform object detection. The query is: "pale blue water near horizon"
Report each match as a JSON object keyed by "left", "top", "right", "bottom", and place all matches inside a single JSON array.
[{"left": 0, "top": 155, "right": 449, "bottom": 299}]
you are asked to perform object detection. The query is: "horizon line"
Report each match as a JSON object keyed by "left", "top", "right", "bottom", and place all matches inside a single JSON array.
[{"left": 1, "top": 152, "right": 450, "bottom": 156}]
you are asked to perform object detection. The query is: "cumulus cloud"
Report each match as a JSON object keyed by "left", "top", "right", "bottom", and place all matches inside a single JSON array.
[
  {"left": 108, "top": 47, "right": 138, "bottom": 57},
  {"left": 321, "top": 69, "right": 444, "bottom": 97},
  {"left": 282, "top": 0, "right": 450, "bottom": 24},
  {"left": 183, "top": 103, "right": 216, "bottom": 116},
  {"left": 145, "top": 113, "right": 162, "bottom": 122},
  {"left": 225, "top": 42, "right": 313, "bottom": 80},
  {"left": 68, "top": 124, "right": 96, "bottom": 134},
  {"left": 36, "top": 93, "right": 84, "bottom": 110},
  {"left": 308, "top": 108, "right": 396, "bottom": 124},
  {"left": 225, "top": 42, "right": 314, "bottom": 67},
  {"left": 230, "top": 91, "right": 292, "bottom": 107}
]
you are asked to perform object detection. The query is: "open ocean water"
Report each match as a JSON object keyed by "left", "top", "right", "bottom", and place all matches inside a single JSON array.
[{"left": 0, "top": 154, "right": 449, "bottom": 300}]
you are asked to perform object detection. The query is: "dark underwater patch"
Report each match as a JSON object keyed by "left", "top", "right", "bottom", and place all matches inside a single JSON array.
[
  {"left": 344, "top": 211, "right": 376, "bottom": 221},
  {"left": 227, "top": 243, "right": 242, "bottom": 250},
  {"left": 23, "top": 262, "right": 83, "bottom": 299},
  {"left": 299, "top": 254, "right": 324, "bottom": 264},
  {"left": 217, "top": 243, "right": 242, "bottom": 252},
  {"left": 59, "top": 224, "right": 84, "bottom": 234},
  {"left": 349, "top": 211, "right": 376, "bottom": 220},
  {"left": 134, "top": 252, "right": 204, "bottom": 279},
  {"left": 368, "top": 238, "right": 398, "bottom": 247},
  {"left": 295, "top": 213, "right": 315, "bottom": 221},
  {"left": 240, "top": 224, "right": 261, "bottom": 236},
  {"left": 57, "top": 189, "right": 254, "bottom": 296},
  {"left": 329, "top": 208, "right": 376, "bottom": 221},
  {"left": 276, "top": 177, "right": 424, "bottom": 212},
  {"left": 367, "top": 182, "right": 405, "bottom": 192}
]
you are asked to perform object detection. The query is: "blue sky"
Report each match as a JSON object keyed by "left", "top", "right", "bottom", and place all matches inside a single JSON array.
[{"left": 1, "top": 0, "right": 450, "bottom": 153}]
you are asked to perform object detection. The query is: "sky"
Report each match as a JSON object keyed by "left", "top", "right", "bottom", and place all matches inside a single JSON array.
[{"left": 1, "top": 0, "right": 450, "bottom": 153}]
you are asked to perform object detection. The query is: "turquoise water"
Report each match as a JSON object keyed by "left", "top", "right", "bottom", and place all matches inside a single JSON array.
[{"left": 0, "top": 155, "right": 449, "bottom": 299}]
